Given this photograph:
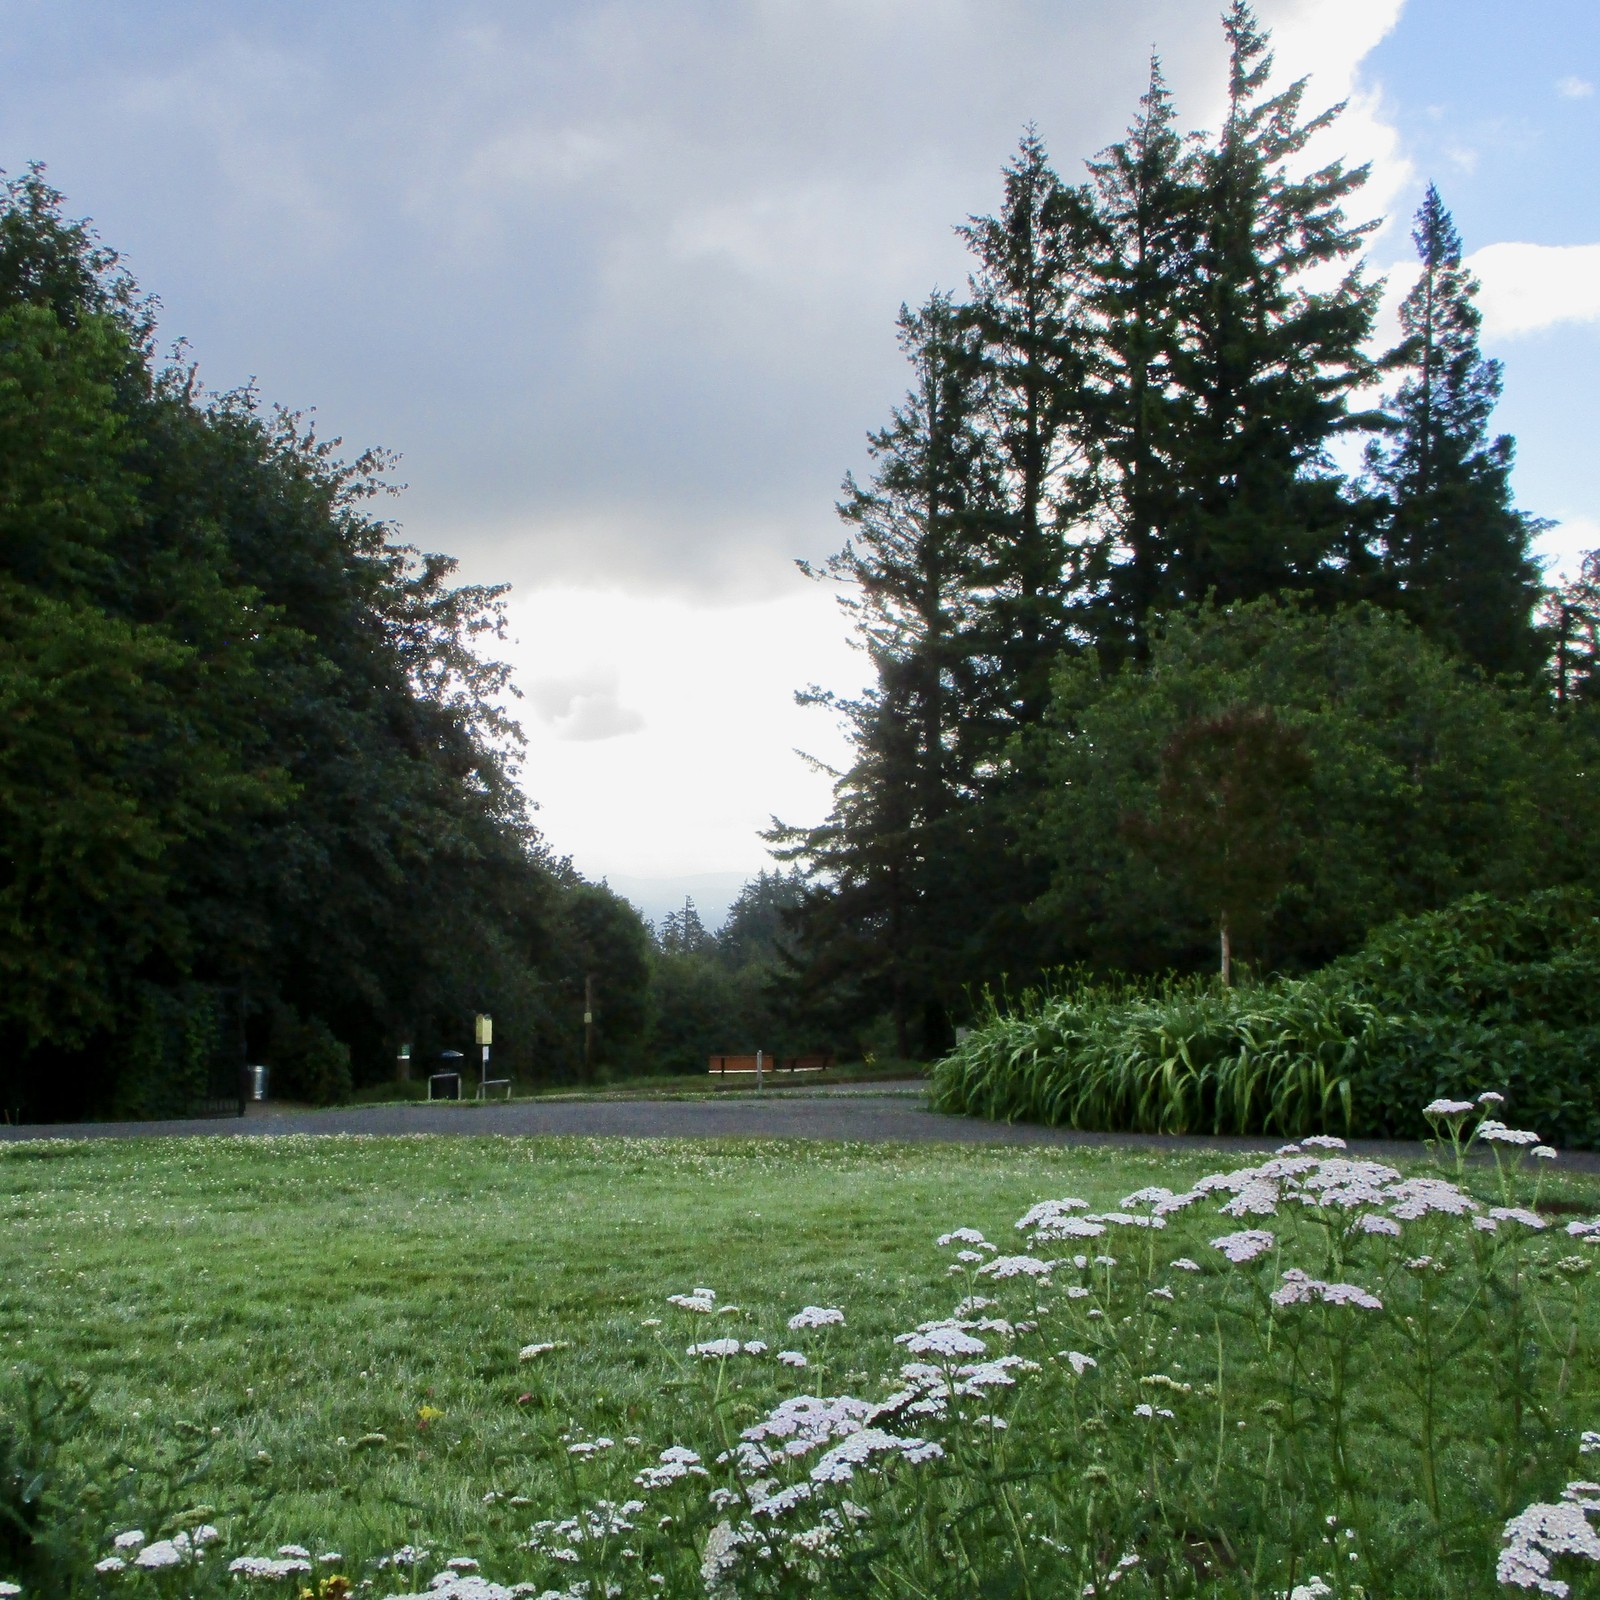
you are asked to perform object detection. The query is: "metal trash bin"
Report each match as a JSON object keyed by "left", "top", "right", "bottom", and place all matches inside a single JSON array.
[
  {"left": 429, "top": 1050, "right": 465, "bottom": 1101},
  {"left": 247, "top": 1064, "right": 269, "bottom": 1101}
]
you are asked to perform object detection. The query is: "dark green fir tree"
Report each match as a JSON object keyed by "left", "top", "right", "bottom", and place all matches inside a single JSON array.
[{"left": 1372, "top": 183, "right": 1544, "bottom": 677}]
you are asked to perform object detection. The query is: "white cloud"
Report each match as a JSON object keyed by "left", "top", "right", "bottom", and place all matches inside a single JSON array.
[
  {"left": 1535, "top": 516, "right": 1600, "bottom": 583},
  {"left": 525, "top": 670, "right": 646, "bottom": 742},
  {"left": 1557, "top": 75, "right": 1594, "bottom": 100},
  {"left": 1466, "top": 242, "right": 1600, "bottom": 338},
  {"left": 503, "top": 584, "right": 859, "bottom": 880}
]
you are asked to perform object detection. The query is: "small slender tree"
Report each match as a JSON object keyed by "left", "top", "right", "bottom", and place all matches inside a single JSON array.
[{"left": 1121, "top": 706, "right": 1313, "bottom": 983}]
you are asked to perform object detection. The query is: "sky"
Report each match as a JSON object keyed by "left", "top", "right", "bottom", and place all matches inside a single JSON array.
[{"left": 3, "top": 0, "right": 1597, "bottom": 926}]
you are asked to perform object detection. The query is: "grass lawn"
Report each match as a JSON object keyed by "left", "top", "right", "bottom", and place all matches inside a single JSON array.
[
  {"left": 4, "top": 1131, "right": 1600, "bottom": 1596},
  {"left": 2, "top": 1136, "right": 1182, "bottom": 1562}
]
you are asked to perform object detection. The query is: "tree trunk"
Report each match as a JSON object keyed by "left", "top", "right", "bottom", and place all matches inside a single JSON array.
[{"left": 1219, "top": 913, "right": 1232, "bottom": 987}]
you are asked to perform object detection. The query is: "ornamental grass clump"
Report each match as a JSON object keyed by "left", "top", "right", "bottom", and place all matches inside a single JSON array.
[{"left": 933, "top": 889, "right": 1600, "bottom": 1148}]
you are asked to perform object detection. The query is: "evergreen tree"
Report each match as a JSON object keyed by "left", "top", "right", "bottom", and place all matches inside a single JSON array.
[
  {"left": 1076, "top": 57, "right": 1194, "bottom": 664},
  {"left": 1371, "top": 184, "right": 1544, "bottom": 676},
  {"left": 773, "top": 295, "right": 995, "bottom": 1055},
  {"left": 1543, "top": 549, "right": 1600, "bottom": 707},
  {"left": 1164, "top": 2, "right": 1382, "bottom": 609},
  {"left": 657, "top": 896, "right": 712, "bottom": 957},
  {"left": 958, "top": 132, "right": 1092, "bottom": 726}
]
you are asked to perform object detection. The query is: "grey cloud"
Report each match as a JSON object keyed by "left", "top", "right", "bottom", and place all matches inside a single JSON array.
[
  {"left": 0, "top": 0, "right": 1272, "bottom": 600},
  {"left": 526, "top": 671, "right": 646, "bottom": 742}
]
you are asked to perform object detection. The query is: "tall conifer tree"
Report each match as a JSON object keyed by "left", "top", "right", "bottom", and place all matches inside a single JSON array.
[
  {"left": 1076, "top": 57, "right": 1194, "bottom": 663},
  {"left": 1372, "top": 184, "right": 1543, "bottom": 676},
  {"left": 1165, "top": 1, "right": 1381, "bottom": 608},
  {"left": 958, "top": 132, "right": 1091, "bottom": 727},
  {"left": 773, "top": 295, "right": 995, "bottom": 1054}
]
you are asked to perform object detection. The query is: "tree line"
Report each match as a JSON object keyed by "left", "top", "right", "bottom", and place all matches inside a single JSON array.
[
  {"left": 0, "top": 166, "right": 685, "bottom": 1117},
  {"left": 772, "top": 3, "right": 1600, "bottom": 1058}
]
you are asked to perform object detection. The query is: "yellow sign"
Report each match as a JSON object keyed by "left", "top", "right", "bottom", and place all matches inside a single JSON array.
[{"left": 475, "top": 1014, "right": 493, "bottom": 1046}]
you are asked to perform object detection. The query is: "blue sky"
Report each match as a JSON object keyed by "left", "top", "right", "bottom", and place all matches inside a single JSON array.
[
  {"left": 2, "top": 2, "right": 1596, "bottom": 917},
  {"left": 1364, "top": 0, "right": 1600, "bottom": 568}
]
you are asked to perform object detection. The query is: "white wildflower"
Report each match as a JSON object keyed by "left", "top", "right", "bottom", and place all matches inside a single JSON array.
[
  {"left": 230, "top": 1557, "right": 316, "bottom": 1579},
  {"left": 1352, "top": 1213, "right": 1401, "bottom": 1236},
  {"left": 1221, "top": 1180, "right": 1282, "bottom": 1218},
  {"left": 1060, "top": 1351, "right": 1097, "bottom": 1375},
  {"left": 1270, "top": 1269, "right": 1382, "bottom": 1310},
  {"left": 1302, "top": 1135, "right": 1347, "bottom": 1150},
  {"left": 518, "top": 1341, "right": 565, "bottom": 1361},
  {"left": 1120, "top": 1186, "right": 1175, "bottom": 1209},
  {"left": 1212, "top": 1229, "right": 1276, "bottom": 1263},
  {"left": 1479, "top": 1120, "right": 1543, "bottom": 1147},
  {"left": 937, "top": 1228, "right": 990, "bottom": 1247},
  {"left": 1478, "top": 1091, "right": 1506, "bottom": 1104},
  {"left": 1423, "top": 1099, "right": 1476, "bottom": 1118},
  {"left": 95, "top": 1557, "right": 127, "bottom": 1574},
  {"left": 1014, "top": 1198, "right": 1090, "bottom": 1232},
  {"left": 667, "top": 1288, "right": 716, "bottom": 1313},
  {"left": 776, "top": 1350, "right": 808, "bottom": 1368},
  {"left": 687, "top": 1339, "right": 743, "bottom": 1359},
  {"left": 896, "top": 1324, "right": 988, "bottom": 1357},
  {"left": 1535, "top": 1146, "right": 1559, "bottom": 1160},
  {"left": 113, "top": 1531, "right": 146, "bottom": 1551},
  {"left": 787, "top": 1306, "right": 845, "bottom": 1330},
  {"left": 1171, "top": 1257, "right": 1201, "bottom": 1271},
  {"left": 978, "top": 1254, "right": 1055, "bottom": 1279},
  {"left": 1498, "top": 1496, "right": 1600, "bottom": 1594},
  {"left": 133, "top": 1539, "right": 189, "bottom": 1570},
  {"left": 1387, "top": 1177, "right": 1478, "bottom": 1220},
  {"left": 1490, "top": 1207, "right": 1549, "bottom": 1230}
]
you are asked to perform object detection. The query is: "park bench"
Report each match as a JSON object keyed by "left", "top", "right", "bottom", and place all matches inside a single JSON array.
[{"left": 707, "top": 1054, "right": 835, "bottom": 1075}]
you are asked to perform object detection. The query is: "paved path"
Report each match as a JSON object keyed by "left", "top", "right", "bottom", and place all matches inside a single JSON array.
[{"left": 3, "top": 1083, "right": 1596, "bottom": 1172}]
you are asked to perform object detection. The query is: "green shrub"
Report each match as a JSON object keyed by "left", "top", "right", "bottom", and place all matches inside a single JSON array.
[
  {"left": 933, "top": 888, "right": 1600, "bottom": 1147},
  {"left": 267, "top": 1007, "right": 353, "bottom": 1105},
  {"left": 107, "top": 983, "right": 221, "bottom": 1120}
]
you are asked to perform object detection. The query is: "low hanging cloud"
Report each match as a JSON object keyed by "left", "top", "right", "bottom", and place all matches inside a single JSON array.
[
  {"left": 524, "top": 670, "right": 645, "bottom": 743},
  {"left": 1467, "top": 242, "right": 1600, "bottom": 338}
]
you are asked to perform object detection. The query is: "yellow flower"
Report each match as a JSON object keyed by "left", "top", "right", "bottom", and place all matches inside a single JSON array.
[{"left": 417, "top": 1405, "right": 444, "bottom": 1425}]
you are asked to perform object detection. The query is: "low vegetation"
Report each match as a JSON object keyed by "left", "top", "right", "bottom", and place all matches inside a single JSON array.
[
  {"left": 932, "top": 889, "right": 1600, "bottom": 1150},
  {"left": 3, "top": 1105, "right": 1599, "bottom": 1597}
]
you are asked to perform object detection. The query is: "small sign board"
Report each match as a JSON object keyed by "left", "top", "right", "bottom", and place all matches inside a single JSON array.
[{"left": 475, "top": 1014, "right": 493, "bottom": 1046}]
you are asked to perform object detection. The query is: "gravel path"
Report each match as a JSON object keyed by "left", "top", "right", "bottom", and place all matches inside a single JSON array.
[{"left": 3, "top": 1083, "right": 1596, "bottom": 1172}]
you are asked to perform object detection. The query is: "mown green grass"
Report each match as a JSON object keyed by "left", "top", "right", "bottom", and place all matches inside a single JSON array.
[
  {"left": 1, "top": 1133, "right": 1192, "bottom": 1566},
  {"left": 6, "top": 1134, "right": 1600, "bottom": 1595}
]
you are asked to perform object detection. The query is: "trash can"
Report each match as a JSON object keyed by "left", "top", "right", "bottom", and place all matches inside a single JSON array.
[
  {"left": 429, "top": 1050, "right": 465, "bottom": 1101},
  {"left": 247, "top": 1064, "right": 269, "bottom": 1101}
]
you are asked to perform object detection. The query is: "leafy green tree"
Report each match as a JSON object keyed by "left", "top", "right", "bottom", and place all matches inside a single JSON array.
[
  {"left": 716, "top": 869, "right": 805, "bottom": 970},
  {"left": 1121, "top": 707, "right": 1313, "bottom": 982},
  {"left": 958, "top": 132, "right": 1089, "bottom": 727},
  {"left": 1370, "top": 184, "right": 1544, "bottom": 676},
  {"left": 1024, "top": 600, "right": 1596, "bottom": 976},
  {"left": 0, "top": 167, "right": 614, "bottom": 1116}
]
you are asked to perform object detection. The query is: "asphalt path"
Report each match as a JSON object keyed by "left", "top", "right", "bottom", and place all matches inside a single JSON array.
[{"left": 3, "top": 1083, "right": 1596, "bottom": 1172}]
